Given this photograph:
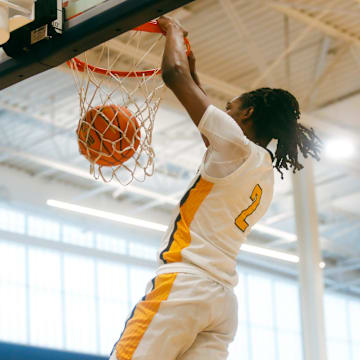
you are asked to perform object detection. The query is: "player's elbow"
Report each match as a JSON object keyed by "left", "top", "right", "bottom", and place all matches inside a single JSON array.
[{"left": 162, "top": 64, "right": 188, "bottom": 88}]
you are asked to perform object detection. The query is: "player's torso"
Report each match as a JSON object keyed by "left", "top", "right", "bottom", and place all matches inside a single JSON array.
[{"left": 157, "top": 142, "right": 274, "bottom": 287}]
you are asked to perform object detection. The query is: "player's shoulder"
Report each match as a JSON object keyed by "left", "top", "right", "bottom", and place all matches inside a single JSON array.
[
  {"left": 198, "top": 104, "right": 220, "bottom": 128},
  {"left": 199, "top": 104, "right": 250, "bottom": 148},
  {"left": 250, "top": 142, "right": 274, "bottom": 172},
  {"left": 232, "top": 141, "right": 274, "bottom": 182},
  {"left": 199, "top": 104, "right": 232, "bottom": 124},
  {"left": 199, "top": 141, "right": 273, "bottom": 186}
]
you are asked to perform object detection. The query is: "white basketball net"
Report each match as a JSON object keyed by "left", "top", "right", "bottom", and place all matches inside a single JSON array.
[{"left": 68, "top": 28, "right": 165, "bottom": 185}]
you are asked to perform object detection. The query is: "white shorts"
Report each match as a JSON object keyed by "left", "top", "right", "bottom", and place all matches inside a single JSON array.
[{"left": 109, "top": 272, "right": 238, "bottom": 360}]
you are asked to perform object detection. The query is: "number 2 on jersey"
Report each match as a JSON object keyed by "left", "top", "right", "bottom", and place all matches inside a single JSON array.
[{"left": 235, "top": 184, "right": 263, "bottom": 232}]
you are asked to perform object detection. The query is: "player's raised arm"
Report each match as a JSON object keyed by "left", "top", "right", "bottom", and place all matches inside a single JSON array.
[
  {"left": 158, "top": 16, "right": 211, "bottom": 127},
  {"left": 188, "top": 51, "right": 207, "bottom": 95}
]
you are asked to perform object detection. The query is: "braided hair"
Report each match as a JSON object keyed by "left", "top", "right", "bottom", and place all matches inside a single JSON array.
[{"left": 239, "top": 88, "right": 321, "bottom": 178}]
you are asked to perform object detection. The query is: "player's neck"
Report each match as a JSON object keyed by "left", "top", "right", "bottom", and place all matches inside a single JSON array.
[
  {"left": 244, "top": 129, "right": 270, "bottom": 149},
  {"left": 254, "top": 137, "right": 271, "bottom": 148},
  {"left": 236, "top": 118, "right": 271, "bottom": 149}
]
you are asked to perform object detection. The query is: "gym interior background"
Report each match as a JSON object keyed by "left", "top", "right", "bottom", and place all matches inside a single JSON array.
[{"left": 0, "top": 0, "right": 360, "bottom": 359}]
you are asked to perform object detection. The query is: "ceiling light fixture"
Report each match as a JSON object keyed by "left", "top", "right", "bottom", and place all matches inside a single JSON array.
[
  {"left": 47, "top": 199, "right": 168, "bottom": 232},
  {"left": 1, "top": 148, "right": 179, "bottom": 206},
  {"left": 324, "top": 139, "right": 355, "bottom": 160},
  {"left": 253, "top": 223, "right": 297, "bottom": 241},
  {"left": 241, "top": 244, "right": 299, "bottom": 263},
  {"left": 47, "top": 199, "right": 325, "bottom": 267}
]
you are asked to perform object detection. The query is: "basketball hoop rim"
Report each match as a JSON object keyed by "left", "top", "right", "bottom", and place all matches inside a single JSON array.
[{"left": 66, "top": 20, "right": 191, "bottom": 77}]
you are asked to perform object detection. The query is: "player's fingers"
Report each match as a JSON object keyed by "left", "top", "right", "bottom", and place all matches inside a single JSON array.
[
  {"left": 158, "top": 15, "right": 188, "bottom": 37},
  {"left": 157, "top": 16, "right": 169, "bottom": 32}
]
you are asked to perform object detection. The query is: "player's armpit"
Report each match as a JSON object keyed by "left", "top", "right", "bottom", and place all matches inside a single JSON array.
[{"left": 201, "top": 135, "right": 210, "bottom": 147}]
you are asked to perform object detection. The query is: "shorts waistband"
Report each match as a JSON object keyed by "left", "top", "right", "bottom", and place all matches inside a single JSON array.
[{"left": 156, "top": 263, "right": 235, "bottom": 289}]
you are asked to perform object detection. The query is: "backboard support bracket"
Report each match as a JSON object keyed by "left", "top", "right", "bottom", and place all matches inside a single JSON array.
[
  {"left": 0, "top": 0, "right": 194, "bottom": 90},
  {"left": 3, "top": 0, "right": 62, "bottom": 58}
]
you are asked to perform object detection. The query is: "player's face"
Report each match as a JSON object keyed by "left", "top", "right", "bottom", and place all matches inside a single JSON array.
[
  {"left": 225, "top": 96, "right": 243, "bottom": 118},
  {"left": 226, "top": 97, "right": 256, "bottom": 140}
]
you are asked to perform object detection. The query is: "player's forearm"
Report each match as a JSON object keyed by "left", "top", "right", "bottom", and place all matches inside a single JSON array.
[{"left": 161, "top": 26, "right": 191, "bottom": 85}]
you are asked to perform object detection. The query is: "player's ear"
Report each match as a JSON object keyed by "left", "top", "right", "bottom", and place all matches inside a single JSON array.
[
  {"left": 245, "top": 106, "right": 254, "bottom": 118},
  {"left": 241, "top": 106, "right": 254, "bottom": 121}
]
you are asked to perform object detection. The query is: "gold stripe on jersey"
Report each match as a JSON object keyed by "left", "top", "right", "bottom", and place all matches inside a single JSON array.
[
  {"left": 115, "top": 273, "right": 177, "bottom": 360},
  {"left": 160, "top": 176, "right": 214, "bottom": 264}
]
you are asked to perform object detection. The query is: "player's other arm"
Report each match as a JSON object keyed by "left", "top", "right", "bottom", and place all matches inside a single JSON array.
[
  {"left": 158, "top": 16, "right": 211, "bottom": 127},
  {"left": 188, "top": 51, "right": 207, "bottom": 95}
]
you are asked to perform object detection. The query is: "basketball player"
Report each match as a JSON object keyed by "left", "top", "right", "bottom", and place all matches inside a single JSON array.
[{"left": 110, "top": 16, "right": 321, "bottom": 360}]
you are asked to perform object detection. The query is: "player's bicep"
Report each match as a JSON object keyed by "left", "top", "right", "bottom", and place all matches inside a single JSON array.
[{"left": 165, "top": 73, "right": 211, "bottom": 127}]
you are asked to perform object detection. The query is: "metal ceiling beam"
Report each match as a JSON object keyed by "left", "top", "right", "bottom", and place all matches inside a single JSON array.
[
  {"left": 106, "top": 36, "right": 360, "bottom": 154},
  {"left": 314, "top": 37, "right": 332, "bottom": 80},
  {"left": 0, "top": 111, "right": 73, "bottom": 164},
  {"left": 130, "top": 195, "right": 177, "bottom": 214},
  {"left": 304, "top": 43, "right": 350, "bottom": 110},
  {"left": 57, "top": 38, "right": 360, "bottom": 151},
  {"left": 252, "top": 0, "right": 342, "bottom": 88},
  {"left": 350, "top": 45, "right": 360, "bottom": 71},
  {"left": 35, "top": 168, "right": 63, "bottom": 178},
  {"left": 269, "top": 1, "right": 360, "bottom": 46},
  {"left": 129, "top": 188, "right": 186, "bottom": 215},
  {"left": 263, "top": 212, "right": 292, "bottom": 226},
  {"left": 263, "top": 173, "right": 354, "bottom": 230},
  {"left": 264, "top": 233, "right": 329, "bottom": 251},
  {"left": 238, "top": 247, "right": 360, "bottom": 297},
  {"left": 0, "top": 100, "right": 69, "bottom": 131},
  {"left": 0, "top": 147, "right": 180, "bottom": 205},
  {"left": 73, "top": 186, "right": 114, "bottom": 202},
  {"left": 268, "top": 1, "right": 356, "bottom": 17},
  {"left": 329, "top": 222, "right": 360, "bottom": 240},
  {"left": 107, "top": 38, "right": 246, "bottom": 98},
  {"left": 112, "top": 187, "right": 126, "bottom": 199},
  {"left": 306, "top": 37, "right": 332, "bottom": 110},
  {"left": 0, "top": 145, "right": 317, "bottom": 247},
  {"left": 283, "top": 14, "right": 291, "bottom": 88},
  {"left": 328, "top": 277, "right": 360, "bottom": 291},
  {"left": 219, "top": 0, "right": 276, "bottom": 86},
  {"left": 325, "top": 262, "right": 360, "bottom": 276}
]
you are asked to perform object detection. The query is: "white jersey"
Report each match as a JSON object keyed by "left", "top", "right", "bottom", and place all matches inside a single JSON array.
[{"left": 156, "top": 105, "right": 274, "bottom": 287}]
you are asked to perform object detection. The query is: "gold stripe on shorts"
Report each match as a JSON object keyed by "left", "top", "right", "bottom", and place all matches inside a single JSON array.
[{"left": 115, "top": 273, "right": 177, "bottom": 360}]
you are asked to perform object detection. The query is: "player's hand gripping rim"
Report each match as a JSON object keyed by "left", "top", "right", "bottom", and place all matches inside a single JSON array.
[{"left": 157, "top": 15, "right": 189, "bottom": 37}]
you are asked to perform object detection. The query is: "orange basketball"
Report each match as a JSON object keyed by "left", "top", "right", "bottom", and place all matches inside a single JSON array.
[{"left": 77, "top": 105, "right": 140, "bottom": 166}]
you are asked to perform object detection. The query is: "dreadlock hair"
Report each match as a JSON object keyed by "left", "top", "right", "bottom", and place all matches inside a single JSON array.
[{"left": 239, "top": 87, "right": 321, "bottom": 179}]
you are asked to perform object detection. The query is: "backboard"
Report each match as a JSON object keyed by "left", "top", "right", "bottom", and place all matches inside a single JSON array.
[{"left": 0, "top": 0, "right": 194, "bottom": 90}]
